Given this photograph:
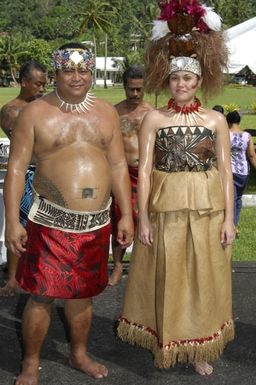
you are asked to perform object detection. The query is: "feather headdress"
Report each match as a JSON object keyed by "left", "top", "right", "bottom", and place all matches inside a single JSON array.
[{"left": 145, "top": 0, "right": 228, "bottom": 100}]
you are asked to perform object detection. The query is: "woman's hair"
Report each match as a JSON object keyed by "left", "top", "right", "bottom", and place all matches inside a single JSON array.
[
  {"left": 226, "top": 110, "right": 241, "bottom": 127},
  {"left": 212, "top": 105, "right": 224, "bottom": 114}
]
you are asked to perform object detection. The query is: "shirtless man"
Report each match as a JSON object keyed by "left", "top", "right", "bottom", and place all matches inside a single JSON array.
[
  {"left": 0, "top": 60, "right": 47, "bottom": 296},
  {"left": 4, "top": 42, "right": 134, "bottom": 384},
  {"left": 109, "top": 65, "right": 153, "bottom": 286}
]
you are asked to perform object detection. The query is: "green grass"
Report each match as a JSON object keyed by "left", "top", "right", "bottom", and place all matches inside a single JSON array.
[{"left": 232, "top": 207, "right": 256, "bottom": 261}]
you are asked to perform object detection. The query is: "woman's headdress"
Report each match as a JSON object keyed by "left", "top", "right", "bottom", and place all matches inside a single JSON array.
[{"left": 145, "top": 0, "right": 228, "bottom": 100}]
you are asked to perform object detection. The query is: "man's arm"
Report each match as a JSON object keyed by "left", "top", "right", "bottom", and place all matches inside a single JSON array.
[
  {"left": 0, "top": 103, "right": 21, "bottom": 138},
  {"left": 107, "top": 106, "right": 134, "bottom": 247},
  {"left": 4, "top": 104, "right": 35, "bottom": 256}
]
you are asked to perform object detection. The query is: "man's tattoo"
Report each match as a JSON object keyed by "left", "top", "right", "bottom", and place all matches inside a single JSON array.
[
  {"left": 82, "top": 188, "right": 95, "bottom": 199},
  {"left": 100, "top": 186, "right": 111, "bottom": 209},
  {"left": 0, "top": 105, "right": 20, "bottom": 137},
  {"left": 120, "top": 116, "right": 140, "bottom": 136},
  {"left": 33, "top": 174, "right": 68, "bottom": 207},
  {"left": 81, "top": 186, "right": 110, "bottom": 208}
]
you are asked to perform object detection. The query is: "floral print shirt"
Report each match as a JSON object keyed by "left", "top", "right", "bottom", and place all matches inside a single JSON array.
[{"left": 230, "top": 132, "right": 250, "bottom": 175}]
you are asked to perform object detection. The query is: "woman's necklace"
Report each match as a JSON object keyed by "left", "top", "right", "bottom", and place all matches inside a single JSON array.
[
  {"left": 167, "top": 97, "right": 201, "bottom": 114},
  {"left": 55, "top": 89, "right": 95, "bottom": 113}
]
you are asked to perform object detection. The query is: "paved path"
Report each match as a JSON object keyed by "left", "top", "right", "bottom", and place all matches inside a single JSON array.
[{"left": 0, "top": 262, "right": 256, "bottom": 385}]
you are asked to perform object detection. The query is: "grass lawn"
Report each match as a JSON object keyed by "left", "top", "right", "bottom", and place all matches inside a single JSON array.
[
  {"left": 232, "top": 207, "right": 256, "bottom": 261},
  {"left": 1, "top": 84, "right": 256, "bottom": 261}
]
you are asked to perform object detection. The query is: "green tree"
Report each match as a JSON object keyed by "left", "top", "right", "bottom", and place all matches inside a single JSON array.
[
  {"left": 21, "top": 39, "right": 52, "bottom": 72},
  {"left": 208, "top": 0, "right": 255, "bottom": 27},
  {"left": 0, "top": 34, "right": 29, "bottom": 84},
  {"left": 78, "top": 0, "right": 118, "bottom": 87}
]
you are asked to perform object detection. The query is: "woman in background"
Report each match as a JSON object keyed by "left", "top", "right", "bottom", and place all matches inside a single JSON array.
[{"left": 227, "top": 110, "right": 256, "bottom": 234}]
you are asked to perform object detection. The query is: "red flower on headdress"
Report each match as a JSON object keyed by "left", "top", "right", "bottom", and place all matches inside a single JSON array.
[{"left": 159, "top": 0, "right": 208, "bottom": 32}]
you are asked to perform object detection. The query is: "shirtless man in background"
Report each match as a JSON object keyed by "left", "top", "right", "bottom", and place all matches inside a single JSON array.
[
  {"left": 4, "top": 42, "right": 133, "bottom": 385},
  {"left": 0, "top": 60, "right": 47, "bottom": 296},
  {"left": 109, "top": 65, "right": 153, "bottom": 286}
]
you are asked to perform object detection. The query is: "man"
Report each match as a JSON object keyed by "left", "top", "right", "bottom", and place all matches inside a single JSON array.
[
  {"left": 4, "top": 42, "right": 133, "bottom": 384},
  {"left": 109, "top": 65, "right": 153, "bottom": 286},
  {"left": 0, "top": 60, "right": 47, "bottom": 296}
]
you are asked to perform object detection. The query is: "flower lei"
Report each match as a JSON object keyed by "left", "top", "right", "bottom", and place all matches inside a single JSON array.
[
  {"left": 167, "top": 96, "right": 201, "bottom": 114},
  {"left": 159, "top": 0, "right": 208, "bottom": 32}
]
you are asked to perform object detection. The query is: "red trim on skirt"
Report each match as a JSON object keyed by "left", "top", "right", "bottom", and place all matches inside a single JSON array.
[{"left": 16, "top": 220, "right": 111, "bottom": 299}]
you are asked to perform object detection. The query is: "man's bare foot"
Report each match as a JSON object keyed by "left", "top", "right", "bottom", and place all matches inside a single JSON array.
[
  {"left": 0, "top": 279, "right": 17, "bottom": 297},
  {"left": 69, "top": 354, "right": 108, "bottom": 379},
  {"left": 15, "top": 358, "right": 40, "bottom": 385},
  {"left": 194, "top": 362, "right": 213, "bottom": 375},
  {"left": 108, "top": 264, "right": 123, "bottom": 286}
]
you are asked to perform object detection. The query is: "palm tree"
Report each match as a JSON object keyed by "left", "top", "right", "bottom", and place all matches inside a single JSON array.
[
  {"left": 136, "top": 3, "right": 160, "bottom": 41},
  {"left": 0, "top": 34, "right": 28, "bottom": 84},
  {"left": 78, "top": 0, "right": 118, "bottom": 87}
]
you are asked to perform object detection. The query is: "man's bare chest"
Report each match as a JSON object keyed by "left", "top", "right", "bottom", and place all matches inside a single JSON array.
[
  {"left": 120, "top": 113, "right": 145, "bottom": 137},
  {"left": 35, "top": 113, "right": 110, "bottom": 151}
]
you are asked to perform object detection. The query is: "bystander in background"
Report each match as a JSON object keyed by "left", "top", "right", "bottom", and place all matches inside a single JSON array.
[
  {"left": 227, "top": 110, "right": 256, "bottom": 236},
  {"left": 0, "top": 60, "right": 47, "bottom": 296}
]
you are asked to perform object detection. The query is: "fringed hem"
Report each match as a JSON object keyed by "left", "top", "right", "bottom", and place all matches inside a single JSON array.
[{"left": 117, "top": 318, "right": 234, "bottom": 368}]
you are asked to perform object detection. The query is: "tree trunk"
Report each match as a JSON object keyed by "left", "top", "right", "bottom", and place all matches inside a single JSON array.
[
  {"left": 103, "top": 33, "right": 108, "bottom": 88},
  {"left": 93, "top": 33, "right": 97, "bottom": 88},
  {"left": 9, "top": 61, "right": 17, "bottom": 85}
]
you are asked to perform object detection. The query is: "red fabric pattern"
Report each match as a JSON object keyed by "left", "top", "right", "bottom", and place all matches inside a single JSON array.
[{"left": 16, "top": 220, "right": 111, "bottom": 299}]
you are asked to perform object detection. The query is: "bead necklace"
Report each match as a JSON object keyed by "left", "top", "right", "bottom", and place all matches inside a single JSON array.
[
  {"left": 167, "top": 97, "right": 201, "bottom": 114},
  {"left": 55, "top": 89, "right": 95, "bottom": 113}
]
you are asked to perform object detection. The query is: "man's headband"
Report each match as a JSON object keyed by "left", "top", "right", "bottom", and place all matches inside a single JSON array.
[
  {"left": 169, "top": 57, "right": 202, "bottom": 77},
  {"left": 52, "top": 48, "right": 95, "bottom": 72}
]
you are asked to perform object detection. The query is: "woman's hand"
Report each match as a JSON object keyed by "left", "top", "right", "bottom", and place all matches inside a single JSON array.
[
  {"left": 220, "top": 220, "right": 235, "bottom": 247},
  {"left": 138, "top": 214, "right": 153, "bottom": 246}
]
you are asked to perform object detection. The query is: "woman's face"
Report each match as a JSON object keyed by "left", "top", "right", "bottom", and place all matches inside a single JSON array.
[{"left": 169, "top": 71, "right": 202, "bottom": 104}]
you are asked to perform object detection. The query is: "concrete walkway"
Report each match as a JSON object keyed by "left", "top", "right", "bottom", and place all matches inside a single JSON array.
[{"left": 0, "top": 262, "right": 256, "bottom": 385}]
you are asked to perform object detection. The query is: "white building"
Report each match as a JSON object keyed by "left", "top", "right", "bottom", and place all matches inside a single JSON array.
[{"left": 95, "top": 57, "right": 124, "bottom": 86}]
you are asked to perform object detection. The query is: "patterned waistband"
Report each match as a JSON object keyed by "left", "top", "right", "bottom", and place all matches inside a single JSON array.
[
  {"left": 28, "top": 193, "right": 111, "bottom": 233},
  {"left": 155, "top": 163, "right": 216, "bottom": 173}
]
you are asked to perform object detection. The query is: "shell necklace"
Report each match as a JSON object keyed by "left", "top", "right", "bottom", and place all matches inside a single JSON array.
[{"left": 55, "top": 89, "right": 95, "bottom": 113}]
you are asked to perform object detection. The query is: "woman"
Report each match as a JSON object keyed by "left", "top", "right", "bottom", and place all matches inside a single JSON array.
[
  {"left": 117, "top": 0, "right": 235, "bottom": 376},
  {"left": 227, "top": 110, "right": 256, "bottom": 232}
]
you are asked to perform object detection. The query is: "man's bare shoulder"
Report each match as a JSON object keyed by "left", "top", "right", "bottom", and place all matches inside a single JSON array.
[
  {"left": 142, "top": 100, "right": 154, "bottom": 110},
  {"left": 94, "top": 97, "right": 118, "bottom": 116},
  {"left": 115, "top": 99, "right": 154, "bottom": 114},
  {"left": 0, "top": 98, "right": 26, "bottom": 136},
  {"left": 143, "top": 108, "right": 164, "bottom": 122},
  {"left": 114, "top": 99, "right": 126, "bottom": 109},
  {"left": 1, "top": 98, "right": 23, "bottom": 118},
  {"left": 204, "top": 107, "right": 227, "bottom": 124},
  {"left": 17, "top": 97, "right": 46, "bottom": 116}
]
